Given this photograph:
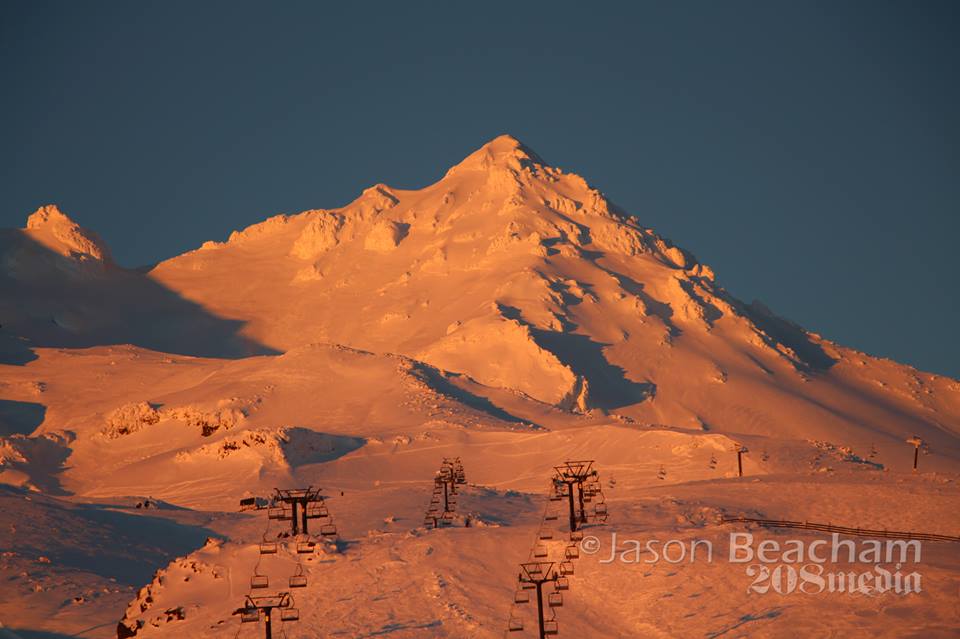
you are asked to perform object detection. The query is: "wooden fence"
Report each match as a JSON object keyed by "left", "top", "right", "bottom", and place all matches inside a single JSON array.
[{"left": 720, "top": 516, "right": 960, "bottom": 542}]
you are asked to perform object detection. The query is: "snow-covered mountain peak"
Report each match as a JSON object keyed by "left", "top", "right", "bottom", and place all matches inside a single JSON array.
[
  {"left": 444, "top": 134, "right": 547, "bottom": 178},
  {"left": 24, "top": 204, "right": 112, "bottom": 263}
]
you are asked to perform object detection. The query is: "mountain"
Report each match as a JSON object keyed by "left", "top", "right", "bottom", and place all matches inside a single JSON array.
[
  {"left": 0, "top": 206, "right": 275, "bottom": 360},
  {"left": 1, "top": 136, "right": 958, "bottom": 638},
  {"left": 104, "top": 136, "right": 960, "bottom": 441}
]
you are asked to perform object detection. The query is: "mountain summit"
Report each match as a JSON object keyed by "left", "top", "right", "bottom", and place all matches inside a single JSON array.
[
  {"left": 444, "top": 134, "right": 548, "bottom": 176},
  {"left": 25, "top": 204, "right": 112, "bottom": 264}
]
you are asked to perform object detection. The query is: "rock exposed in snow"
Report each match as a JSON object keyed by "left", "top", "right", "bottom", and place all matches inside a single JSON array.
[
  {"left": 101, "top": 402, "right": 162, "bottom": 439},
  {"left": 290, "top": 211, "right": 345, "bottom": 259},
  {"left": 364, "top": 220, "right": 408, "bottom": 251}
]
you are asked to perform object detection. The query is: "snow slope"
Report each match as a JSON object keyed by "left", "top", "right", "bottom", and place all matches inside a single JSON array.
[{"left": 0, "top": 136, "right": 958, "bottom": 638}]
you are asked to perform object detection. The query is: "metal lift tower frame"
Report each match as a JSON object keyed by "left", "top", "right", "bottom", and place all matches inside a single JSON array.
[{"left": 553, "top": 460, "right": 598, "bottom": 533}]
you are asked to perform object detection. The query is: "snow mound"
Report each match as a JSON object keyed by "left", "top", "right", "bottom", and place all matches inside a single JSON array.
[
  {"left": 364, "top": 220, "right": 408, "bottom": 251},
  {"left": 174, "top": 428, "right": 285, "bottom": 464},
  {"left": 100, "top": 398, "right": 256, "bottom": 441},
  {"left": 0, "top": 431, "right": 73, "bottom": 492},
  {"left": 352, "top": 184, "right": 399, "bottom": 219},
  {"left": 118, "top": 539, "right": 225, "bottom": 637},
  {"left": 226, "top": 213, "right": 290, "bottom": 244},
  {"left": 418, "top": 313, "right": 578, "bottom": 407},
  {"left": 289, "top": 211, "right": 345, "bottom": 259},
  {"left": 101, "top": 403, "right": 162, "bottom": 439},
  {"left": 164, "top": 403, "right": 249, "bottom": 438}
]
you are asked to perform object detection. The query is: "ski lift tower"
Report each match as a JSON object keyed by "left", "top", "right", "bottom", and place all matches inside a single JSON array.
[
  {"left": 239, "top": 592, "right": 299, "bottom": 639},
  {"left": 424, "top": 461, "right": 463, "bottom": 528},
  {"left": 273, "top": 487, "right": 326, "bottom": 535},
  {"left": 906, "top": 436, "right": 924, "bottom": 472},
  {"left": 735, "top": 444, "right": 749, "bottom": 478},
  {"left": 553, "top": 460, "right": 598, "bottom": 533},
  {"left": 516, "top": 562, "right": 562, "bottom": 638},
  {"left": 443, "top": 456, "right": 467, "bottom": 484}
]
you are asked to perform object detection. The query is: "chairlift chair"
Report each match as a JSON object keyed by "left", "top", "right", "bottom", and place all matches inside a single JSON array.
[
  {"left": 565, "top": 545, "right": 580, "bottom": 559},
  {"left": 259, "top": 541, "right": 278, "bottom": 555},
  {"left": 514, "top": 589, "right": 530, "bottom": 604},
  {"left": 559, "top": 561, "right": 574, "bottom": 575},
  {"left": 289, "top": 575, "right": 307, "bottom": 588},
  {"left": 267, "top": 507, "right": 284, "bottom": 520},
  {"left": 320, "top": 523, "right": 337, "bottom": 537},
  {"left": 545, "top": 514, "right": 559, "bottom": 521},
  {"left": 507, "top": 616, "right": 524, "bottom": 632},
  {"left": 240, "top": 497, "right": 257, "bottom": 510},
  {"left": 296, "top": 540, "right": 315, "bottom": 554},
  {"left": 539, "top": 531, "right": 554, "bottom": 540},
  {"left": 306, "top": 504, "right": 329, "bottom": 518},
  {"left": 595, "top": 503, "right": 608, "bottom": 515},
  {"left": 526, "top": 564, "right": 543, "bottom": 576},
  {"left": 544, "top": 620, "right": 559, "bottom": 635},
  {"left": 534, "top": 544, "right": 549, "bottom": 558},
  {"left": 250, "top": 574, "right": 269, "bottom": 589},
  {"left": 288, "top": 563, "right": 308, "bottom": 588},
  {"left": 280, "top": 608, "right": 300, "bottom": 621},
  {"left": 548, "top": 592, "right": 563, "bottom": 607},
  {"left": 521, "top": 581, "right": 537, "bottom": 590},
  {"left": 569, "top": 531, "right": 584, "bottom": 542},
  {"left": 556, "top": 577, "right": 569, "bottom": 591},
  {"left": 240, "top": 608, "right": 260, "bottom": 623}
]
